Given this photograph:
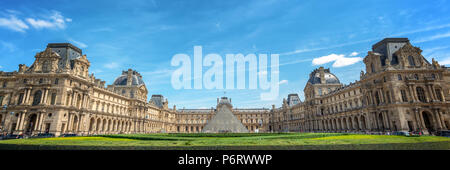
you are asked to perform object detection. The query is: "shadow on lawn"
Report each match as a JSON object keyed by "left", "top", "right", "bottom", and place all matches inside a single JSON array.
[
  {"left": 100, "top": 135, "right": 191, "bottom": 141},
  {"left": 0, "top": 141, "right": 448, "bottom": 150}
]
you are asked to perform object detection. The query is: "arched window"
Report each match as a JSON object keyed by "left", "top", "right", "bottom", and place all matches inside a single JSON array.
[
  {"left": 397, "top": 74, "right": 402, "bottom": 80},
  {"left": 42, "top": 60, "right": 50, "bottom": 73},
  {"left": 400, "top": 90, "right": 408, "bottom": 102},
  {"left": 32, "top": 90, "right": 42, "bottom": 106},
  {"left": 435, "top": 89, "right": 443, "bottom": 101},
  {"left": 416, "top": 87, "right": 426, "bottom": 102},
  {"left": 408, "top": 56, "right": 415, "bottom": 66}
]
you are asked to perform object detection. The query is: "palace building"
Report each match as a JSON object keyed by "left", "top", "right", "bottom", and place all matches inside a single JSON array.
[
  {"left": 271, "top": 38, "right": 449, "bottom": 135},
  {"left": 0, "top": 38, "right": 448, "bottom": 136}
]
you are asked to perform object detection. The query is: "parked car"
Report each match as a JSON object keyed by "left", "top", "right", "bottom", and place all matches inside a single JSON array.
[
  {"left": 1, "top": 134, "right": 24, "bottom": 140},
  {"left": 60, "top": 133, "right": 77, "bottom": 137},
  {"left": 33, "top": 133, "right": 55, "bottom": 138},
  {"left": 437, "top": 130, "right": 450, "bottom": 137},
  {"left": 392, "top": 131, "right": 410, "bottom": 136}
]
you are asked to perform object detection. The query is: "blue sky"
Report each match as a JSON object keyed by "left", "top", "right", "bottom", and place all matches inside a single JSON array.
[{"left": 1, "top": 0, "right": 450, "bottom": 109}]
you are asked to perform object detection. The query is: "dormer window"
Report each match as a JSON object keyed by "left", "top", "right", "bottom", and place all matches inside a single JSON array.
[
  {"left": 371, "top": 63, "right": 375, "bottom": 73},
  {"left": 408, "top": 56, "right": 416, "bottom": 66},
  {"left": 391, "top": 54, "right": 399, "bottom": 65}
]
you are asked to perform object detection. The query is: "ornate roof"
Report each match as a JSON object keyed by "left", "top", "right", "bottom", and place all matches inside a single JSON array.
[
  {"left": 307, "top": 68, "right": 340, "bottom": 84},
  {"left": 113, "top": 69, "right": 145, "bottom": 86}
]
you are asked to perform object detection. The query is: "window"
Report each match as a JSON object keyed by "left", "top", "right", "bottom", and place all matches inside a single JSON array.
[
  {"left": 54, "top": 78, "right": 59, "bottom": 85},
  {"left": 414, "top": 74, "right": 419, "bottom": 80},
  {"left": 2, "top": 82, "right": 6, "bottom": 88},
  {"left": 401, "top": 90, "right": 408, "bottom": 102},
  {"left": 397, "top": 74, "right": 402, "bottom": 80},
  {"left": 371, "top": 63, "right": 375, "bottom": 73},
  {"left": 23, "top": 79, "right": 28, "bottom": 84},
  {"left": 32, "top": 90, "right": 42, "bottom": 106},
  {"left": 42, "top": 60, "right": 50, "bottom": 73},
  {"left": 416, "top": 87, "right": 426, "bottom": 102},
  {"left": 318, "top": 88, "right": 322, "bottom": 96},
  {"left": 18, "top": 93, "right": 24, "bottom": 104},
  {"left": 0, "top": 96, "right": 3, "bottom": 106},
  {"left": 391, "top": 54, "right": 399, "bottom": 65},
  {"left": 435, "top": 89, "right": 443, "bottom": 101},
  {"left": 39, "top": 78, "right": 43, "bottom": 84},
  {"left": 408, "top": 56, "right": 415, "bottom": 66},
  {"left": 51, "top": 93, "right": 57, "bottom": 105},
  {"left": 375, "top": 92, "right": 380, "bottom": 105}
]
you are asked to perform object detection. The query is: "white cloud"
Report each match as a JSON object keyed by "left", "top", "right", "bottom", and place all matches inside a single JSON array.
[
  {"left": 0, "top": 15, "right": 29, "bottom": 32},
  {"left": 312, "top": 54, "right": 345, "bottom": 65},
  {"left": 26, "top": 11, "right": 70, "bottom": 30},
  {"left": 0, "top": 10, "right": 71, "bottom": 32},
  {"left": 278, "top": 80, "right": 288, "bottom": 85},
  {"left": 68, "top": 39, "right": 88, "bottom": 48},
  {"left": 350, "top": 52, "right": 359, "bottom": 56},
  {"left": 312, "top": 53, "right": 362, "bottom": 68},
  {"left": 104, "top": 62, "right": 120, "bottom": 69},
  {"left": 332, "top": 56, "right": 363, "bottom": 67},
  {"left": 414, "top": 31, "right": 450, "bottom": 43},
  {"left": 439, "top": 57, "right": 450, "bottom": 65}
]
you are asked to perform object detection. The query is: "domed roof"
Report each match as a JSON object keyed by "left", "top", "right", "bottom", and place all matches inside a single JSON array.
[
  {"left": 113, "top": 69, "right": 145, "bottom": 86},
  {"left": 308, "top": 68, "right": 340, "bottom": 84}
]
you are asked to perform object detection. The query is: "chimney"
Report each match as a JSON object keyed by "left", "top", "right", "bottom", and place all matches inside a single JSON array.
[
  {"left": 173, "top": 105, "right": 176, "bottom": 110},
  {"left": 127, "top": 69, "right": 132, "bottom": 86},
  {"left": 319, "top": 67, "right": 325, "bottom": 84}
]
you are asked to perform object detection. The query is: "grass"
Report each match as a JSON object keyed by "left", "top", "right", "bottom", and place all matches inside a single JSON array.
[{"left": 0, "top": 133, "right": 449, "bottom": 150}]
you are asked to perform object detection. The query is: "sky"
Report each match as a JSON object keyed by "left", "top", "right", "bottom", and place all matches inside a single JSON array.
[{"left": 1, "top": 0, "right": 450, "bottom": 109}]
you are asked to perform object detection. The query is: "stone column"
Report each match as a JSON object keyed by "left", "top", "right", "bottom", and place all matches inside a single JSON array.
[
  {"left": 23, "top": 89, "right": 29, "bottom": 105},
  {"left": 67, "top": 113, "right": 72, "bottom": 133},
  {"left": 18, "top": 112, "right": 26, "bottom": 131},
  {"left": 15, "top": 113, "right": 22, "bottom": 131},
  {"left": 412, "top": 85, "right": 419, "bottom": 102},
  {"left": 438, "top": 111, "right": 446, "bottom": 129},
  {"left": 434, "top": 109, "right": 443, "bottom": 130},
  {"left": 408, "top": 85, "right": 416, "bottom": 102},
  {"left": 33, "top": 114, "right": 40, "bottom": 131},
  {"left": 427, "top": 85, "right": 436, "bottom": 101},
  {"left": 38, "top": 113, "right": 44, "bottom": 132},
  {"left": 440, "top": 90, "right": 445, "bottom": 102},
  {"left": 383, "top": 112, "right": 389, "bottom": 130},
  {"left": 378, "top": 89, "right": 385, "bottom": 104}
]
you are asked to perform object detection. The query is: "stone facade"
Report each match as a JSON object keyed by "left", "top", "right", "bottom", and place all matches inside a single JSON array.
[
  {"left": 0, "top": 38, "right": 448, "bottom": 136},
  {"left": 271, "top": 38, "right": 450, "bottom": 135}
]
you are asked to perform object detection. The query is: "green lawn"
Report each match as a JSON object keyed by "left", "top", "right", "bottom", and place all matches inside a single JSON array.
[{"left": 0, "top": 133, "right": 449, "bottom": 150}]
